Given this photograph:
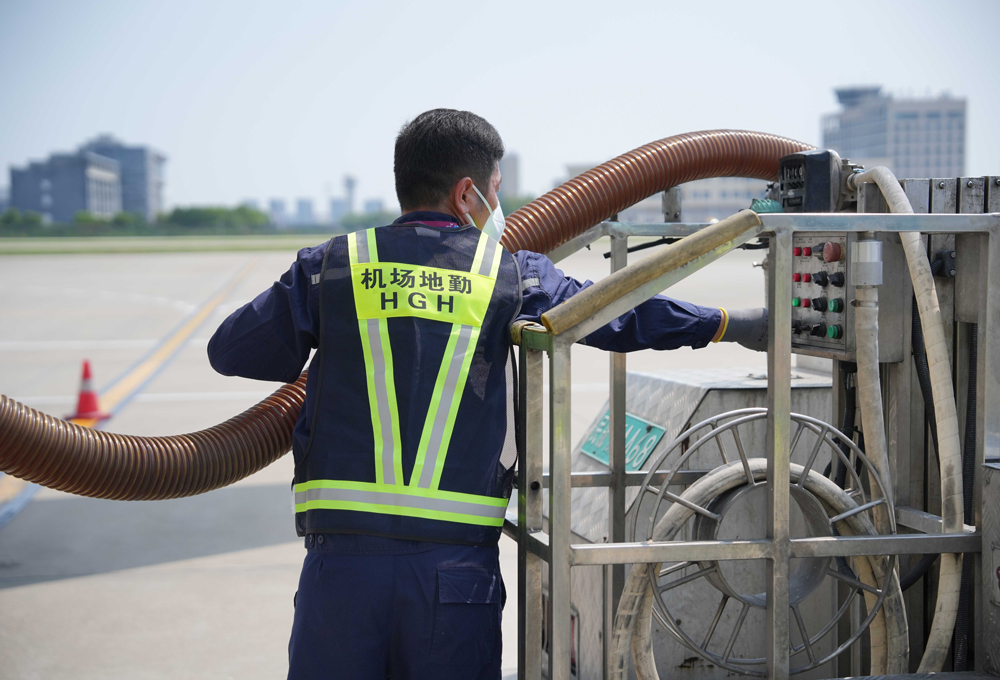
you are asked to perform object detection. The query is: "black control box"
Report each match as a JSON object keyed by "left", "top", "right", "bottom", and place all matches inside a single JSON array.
[{"left": 779, "top": 150, "right": 842, "bottom": 212}]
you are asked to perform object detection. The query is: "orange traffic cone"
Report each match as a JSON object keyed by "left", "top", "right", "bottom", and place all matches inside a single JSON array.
[{"left": 66, "top": 360, "right": 110, "bottom": 421}]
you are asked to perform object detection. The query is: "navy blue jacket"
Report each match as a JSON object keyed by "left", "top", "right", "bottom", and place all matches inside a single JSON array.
[{"left": 208, "top": 212, "right": 722, "bottom": 467}]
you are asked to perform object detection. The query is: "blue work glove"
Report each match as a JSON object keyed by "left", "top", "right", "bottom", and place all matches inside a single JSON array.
[{"left": 718, "top": 308, "right": 769, "bottom": 352}]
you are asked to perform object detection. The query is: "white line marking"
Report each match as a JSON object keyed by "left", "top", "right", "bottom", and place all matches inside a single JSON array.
[{"left": 0, "top": 338, "right": 211, "bottom": 351}]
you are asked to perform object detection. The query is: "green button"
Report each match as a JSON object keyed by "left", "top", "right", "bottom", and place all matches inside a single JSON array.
[
  {"left": 827, "top": 325, "right": 842, "bottom": 339},
  {"left": 792, "top": 298, "right": 800, "bottom": 307}
]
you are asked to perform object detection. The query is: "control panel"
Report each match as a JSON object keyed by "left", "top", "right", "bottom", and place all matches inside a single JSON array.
[
  {"left": 791, "top": 235, "right": 849, "bottom": 353},
  {"left": 791, "top": 232, "right": 906, "bottom": 362}
]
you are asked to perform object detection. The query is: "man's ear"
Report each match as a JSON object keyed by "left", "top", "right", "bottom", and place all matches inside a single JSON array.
[{"left": 450, "top": 177, "right": 476, "bottom": 219}]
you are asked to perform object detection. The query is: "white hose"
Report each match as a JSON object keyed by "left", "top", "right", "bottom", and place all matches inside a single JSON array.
[
  {"left": 850, "top": 167, "right": 964, "bottom": 672},
  {"left": 853, "top": 284, "right": 894, "bottom": 535},
  {"left": 610, "top": 460, "right": 909, "bottom": 679}
]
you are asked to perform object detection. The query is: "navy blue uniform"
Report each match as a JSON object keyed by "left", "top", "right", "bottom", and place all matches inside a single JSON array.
[{"left": 207, "top": 212, "right": 722, "bottom": 678}]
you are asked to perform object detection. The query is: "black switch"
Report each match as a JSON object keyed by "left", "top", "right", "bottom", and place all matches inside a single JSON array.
[
  {"left": 829, "top": 272, "right": 845, "bottom": 287},
  {"left": 810, "top": 323, "right": 827, "bottom": 337},
  {"left": 811, "top": 297, "right": 828, "bottom": 312},
  {"left": 812, "top": 271, "right": 829, "bottom": 286},
  {"left": 814, "top": 242, "right": 829, "bottom": 258}
]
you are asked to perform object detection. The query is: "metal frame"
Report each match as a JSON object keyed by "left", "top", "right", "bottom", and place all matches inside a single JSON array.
[{"left": 507, "top": 211, "right": 1000, "bottom": 680}]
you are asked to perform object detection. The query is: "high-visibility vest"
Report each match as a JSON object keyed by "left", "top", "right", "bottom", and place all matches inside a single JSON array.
[{"left": 294, "top": 224, "right": 521, "bottom": 545}]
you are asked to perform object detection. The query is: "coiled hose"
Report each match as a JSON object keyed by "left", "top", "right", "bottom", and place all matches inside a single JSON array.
[
  {"left": 611, "top": 460, "right": 909, "bottom": 679},
  {"left": 0, "top": 129, "right": 812, "bottom": 501}
]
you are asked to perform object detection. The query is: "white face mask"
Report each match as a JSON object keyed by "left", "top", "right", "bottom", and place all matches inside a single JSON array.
[{"left": 466, "top": 184, "right": 506, "bottom": 242}]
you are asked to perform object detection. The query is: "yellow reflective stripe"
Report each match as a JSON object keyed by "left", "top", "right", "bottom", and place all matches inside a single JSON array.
[
  {"left": 349, "top": 229, "right": 403, "bottom": 485},
  {"left": 428, "top": 323, "right": 483, "bottom": 489},
  {"left": 294, "top": 479, "right": 508, "bottom": 506},
  {"left": 293, "top": 479, "right": 507, "bottom": 527},
  {"left": 350, "top": 262, "right": 494, "bottom": 327},
  {"left": 411, "top": 234, "right": 504, "bottom": 490}
]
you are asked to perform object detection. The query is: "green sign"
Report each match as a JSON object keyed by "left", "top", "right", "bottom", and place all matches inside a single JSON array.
[{"left": 580, "top": 410, "right": 667, "bottom": 472}]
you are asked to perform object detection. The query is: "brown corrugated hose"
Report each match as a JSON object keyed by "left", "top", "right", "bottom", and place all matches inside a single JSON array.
[{"left": 0, "top": 129, "right": 813, "bottom": 500}]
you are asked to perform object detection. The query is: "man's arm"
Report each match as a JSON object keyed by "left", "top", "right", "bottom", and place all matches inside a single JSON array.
[
  {"left": 207, "top": 243, "right": 325, "bottom": 383},
  {"left": 514, "top": 251, "right": 768, "bottom": 352}
]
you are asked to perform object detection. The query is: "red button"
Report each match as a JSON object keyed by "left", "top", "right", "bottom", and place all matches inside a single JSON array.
[
  {"left": 803, "top": 247, "right": 812, "bottom": 256},
  {"left": 802, "top": 273, "right": 812, "bottom": 283},
  {"left": 802, "top": 298, "right": 811, "bottom": 307},
  {"left": 793, "top": 247, "right": 802, "bottom": 256},
  {"left": 792, "top": 273, "right": 801, "bottom": 282}
]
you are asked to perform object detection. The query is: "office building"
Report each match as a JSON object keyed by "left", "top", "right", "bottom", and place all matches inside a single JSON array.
[
  {"left": 822, "top": 86, "right": 966, "bottom": 178},
  {"left": 499, "top": 153, "right": 520, "bottom": 199},
  {"left": 79, "top": 135, "right": 166, "bottom": 221},
  {"left": 296, "top": 198, "right": 315, "bottom": 225},
  {"left": 0, "top": 187, "right": 8, "bottom": 213},
  {"left": 10, "top": 151, "right": 121, "bottom": 223},
  {"left": 268, "top": 199, "right": 287, "bottom": 226},
  {"left": 363, "top": 198, "right": 385, "bottom": 214},
  {"left": 680, "top": 177, "right": 768, "bottom": 223}
]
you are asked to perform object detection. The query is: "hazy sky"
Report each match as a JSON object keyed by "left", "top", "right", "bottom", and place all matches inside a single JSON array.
[{"left": 2, "top": 0, "right": 998, "bottom": 213}]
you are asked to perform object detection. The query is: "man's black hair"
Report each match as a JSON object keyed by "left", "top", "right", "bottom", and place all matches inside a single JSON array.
[{"left": 394, "top": 109, "right": 504, "bottom": 210}]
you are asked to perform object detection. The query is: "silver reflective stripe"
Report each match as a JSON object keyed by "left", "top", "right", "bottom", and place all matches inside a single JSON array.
[
  {"left": 478, "top": 237, "right": 498, "bottom": 277},
  {"left": 416, "top": 324, "right": 474, "bottom": 488},
  {"left": 520, "top": 276, "right": 540, "bottom": 291},
  {"left": 367, "top": 317, "right": 397, "bottom": 485},
  {"left": 355, "top": 230, "right": 371, "bottom": 263},
  {"left": 294, "top": 486, "right": 506, "bottom": 520},
  {"left": 311, "top": 273, "right": 322, "bottom": 285}
]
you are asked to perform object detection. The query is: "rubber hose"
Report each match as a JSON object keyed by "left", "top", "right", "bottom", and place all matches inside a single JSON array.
[
  {"left": 0, "top": 377, "right": 306, "bottom": 500},
  {"left": 0, "top": 129, "right": 813, "bottom": 501},
  {"left": 954, "top": 323, "right": 978, "bottom": 670},
  {"left": 610, "top": 460, "right": 909, "bottom": 679},
  {"left": 849, "top": 167, "right": 963, "bottom": 673},
  {"left": 855, "top": 284, "right": 894, "bottom": 535},
  {"left": 499, "top": 129, "right": 813, "bottom": 254}
]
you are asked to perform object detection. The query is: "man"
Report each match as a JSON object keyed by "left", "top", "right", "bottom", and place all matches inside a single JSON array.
[{"left": 207, "top": 109, "right": 767, "bottom": 679}]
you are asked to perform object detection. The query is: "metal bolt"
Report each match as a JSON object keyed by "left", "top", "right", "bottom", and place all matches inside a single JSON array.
[
  {"left": 939, "top": 181, "right": 946, "bottom": 189},
  {"left": 949, "top": 269, "right": 957, "bottom": 277},
  {"left": 951, "top": 251, "right": 957, "bottom": 258},
  {"left": 996, "top": 178, "right": 1000, "bottom": 186},
  {"left": 967, "top": 180, "right": 974, "bottom": 188}
]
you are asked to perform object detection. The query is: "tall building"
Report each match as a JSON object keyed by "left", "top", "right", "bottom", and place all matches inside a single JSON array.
[
  {"left": 363, "top": 198, "right": 385, "bottom": 214},
  {"left": 10, "top": 151, "right": 122, "bottom": 223},
  {"left": 822, "top": 86, "right": 966, "bottom": 178},
  {"left": 0, "top": 186, "right": 8, "bottom": 213},
  {"left": 329, "top": 198, "right": 349, "bottom": 224},
  {"left": 268, "top": 199, "right": 287, "bottom": 226},
  {"left": 79, "top": 135, "right": 166, "bottom": 221},
  {"left": 499, "top": 153, "right": 520, "bottom": 199},
  {"left": 295, "top": 198, "right": 315, "bottom": 225}
]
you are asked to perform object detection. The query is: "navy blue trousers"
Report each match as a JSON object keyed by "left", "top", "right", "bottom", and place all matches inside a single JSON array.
[{"left": 288, "top": 533, "right": 504, "bottom": 680}]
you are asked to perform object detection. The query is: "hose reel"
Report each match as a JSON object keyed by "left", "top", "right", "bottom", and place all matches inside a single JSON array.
[{"left": 612, "top": 409, "right": 908, "bottom": 679}]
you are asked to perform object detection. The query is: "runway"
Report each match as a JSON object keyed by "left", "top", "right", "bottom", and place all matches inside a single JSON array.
[{"left": 0, "top": 239, "right": 766, "bottom": 678}]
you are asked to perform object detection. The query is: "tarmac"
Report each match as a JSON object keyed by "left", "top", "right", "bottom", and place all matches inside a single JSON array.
[{"left": 0, "top": 239, "right": 766, "bottom": 679}]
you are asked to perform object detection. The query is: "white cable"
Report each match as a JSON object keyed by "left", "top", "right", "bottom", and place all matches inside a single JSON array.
[{"left": 850, "top": 167, "right": 964, "bottom": 672}]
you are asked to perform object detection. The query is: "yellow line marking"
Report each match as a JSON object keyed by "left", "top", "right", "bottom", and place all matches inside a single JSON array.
[{"left": 69, "top": 260, "right": 258, "bottom": 426}]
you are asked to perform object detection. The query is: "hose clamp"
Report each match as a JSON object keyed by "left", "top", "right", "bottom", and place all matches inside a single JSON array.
[{"left": 851, "top": 239, "right": 882, "bottom": 286}]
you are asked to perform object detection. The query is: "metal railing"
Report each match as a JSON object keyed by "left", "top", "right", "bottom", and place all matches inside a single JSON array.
[{"left": 506, "top": 209, "right": 1000, "bottom": 680}]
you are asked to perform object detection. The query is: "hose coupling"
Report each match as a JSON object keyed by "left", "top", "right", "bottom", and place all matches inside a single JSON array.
[{"left": 851, "top": 239, "right": 882, "bottom": 286}]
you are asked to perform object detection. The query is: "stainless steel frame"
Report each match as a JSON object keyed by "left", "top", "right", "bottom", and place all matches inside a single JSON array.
[{"left": 507, "top": 210, "right": 1000, "bottom": 680}]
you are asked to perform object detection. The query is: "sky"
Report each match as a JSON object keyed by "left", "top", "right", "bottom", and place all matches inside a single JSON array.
[{"left": 1, "top": 0, "right": 998, "bottom": 214}]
